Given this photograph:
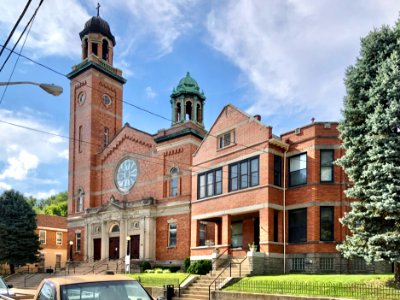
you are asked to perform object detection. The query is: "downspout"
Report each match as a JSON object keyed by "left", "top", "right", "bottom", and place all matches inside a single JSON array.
[{"left": 283, "top": 149, "right": 288, "bottom": 274}]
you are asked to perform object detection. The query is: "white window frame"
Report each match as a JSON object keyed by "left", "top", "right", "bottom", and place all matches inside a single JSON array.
[
  {"left": 56, "top": 232, "right": 63, "bottom": 245},
  {"left": 218, "top": 130, "right": 235, "bottom": 149},
  {"left": 168, "top": 223, "right": 177, "bottom": 248},
  {"left": 39, "top": 230, "right": 46, "bottom": 244}
]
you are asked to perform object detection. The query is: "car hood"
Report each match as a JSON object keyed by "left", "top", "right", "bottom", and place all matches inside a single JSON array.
[{"left": 0, "top": 288, "right": 14, "bottom": 296}]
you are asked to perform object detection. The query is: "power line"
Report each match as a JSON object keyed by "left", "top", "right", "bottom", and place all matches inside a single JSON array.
[
  {"left": 0, "top": 5, "right": 38, "bottom": 105},
  {"left": 0, "top": 0, "right": 32, "bottom": 58},
  {"left": 0, "top": 0, "right": 44, "bottom": 73},
  {"left": 0, "top": 44, "right": 331, "bottom": 166}
]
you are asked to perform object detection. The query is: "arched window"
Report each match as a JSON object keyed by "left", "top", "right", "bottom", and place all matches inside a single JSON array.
[
  {"left": 185, "top": 101, "right": 192, "bottom": 121},
  {"left": 197, "top": 103, "right": 202, "bottom": 123},
  {"left": 104, "top": 127, "right": 109, "bottom": 147},
  {"left": 102, "top": 39, "right": 109, "bottom": 61},
  {"left": 83, "top": 38, "right": 88, "bottom": 59},
  {"left": 176, "top": 103, "right": 181, "bottom": 122},
  {"left": 170, "top": 167, "right": 179, "bottom": 197},
  {"left": 111, "top": 224, "right": 120, "bottom": 233},
  {"left": 76, "top": 189, "right": 84, "bottom": 212}
]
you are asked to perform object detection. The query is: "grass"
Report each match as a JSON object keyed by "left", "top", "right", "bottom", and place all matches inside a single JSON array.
[
  {"left": 126, "top": 273, "right": 191, "bottom": 287},
  {"left": 224, "top": 274, "right": 399, "bottom": 300}
]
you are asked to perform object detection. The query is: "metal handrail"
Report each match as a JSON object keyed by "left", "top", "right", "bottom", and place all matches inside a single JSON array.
[
  {"left": 178, "top": 273, "right": 192, "bottom": 297},
  {"left": 210, "top": 247, "right": 229, "bottom": 276},
  {"left": 24, "top": 273, "right": 36, "bottom": 288},
  {"left": 230, "top": 256, "right": 248, "bottom": 278},
  {"left": 208, "top": 262, "right": 231, "bottom": 300},
  {"left": 85, "top": 258, "right": 109, "bottom": 274}
]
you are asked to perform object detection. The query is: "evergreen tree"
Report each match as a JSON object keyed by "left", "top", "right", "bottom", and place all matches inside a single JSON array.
[
  {"left": 337, "top": 20, "right": 400, "bottom": 281},
  {"left": 0, "top": 190, "right": 40, "bottom": 274}
]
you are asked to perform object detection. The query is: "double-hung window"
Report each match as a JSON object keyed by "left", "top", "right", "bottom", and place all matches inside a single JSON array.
[
  {"left": 289, "top": 208, "right": 307, "bottom": 243},
  {"left": 274, "top": 155, "right": 282, "bottom": 186},
  {"left": 289, "top": 153, "right": 307, "bottom": 187},
  {"left": 198, "top": 168, "right": 222, "bottom": 199},
  {"left": 231, "top": 221, "right": 243, "bottom": 248},
  {"left": 218, "top": 130, "right": 235, "bottom": 149},
  {"left": 39, "top": 230, "right": 46, "bottom": 244},
  {"left": 56, "top": 232, "right": 63, "bottom": 245},
  {"left": 320, "top": 150, "right": 334, "bottom": 182},
  {"left": 229, "top": 156, "right": 259, "bottom": 191},
  {"left": 75, "top": 232, "right": 81, "bottom": 252},
  {"left": 320, "top": 206, "right": 334, "bottom": 241},
  {"left": 168, "top": 223, "right": 177, "bottom": 247}
]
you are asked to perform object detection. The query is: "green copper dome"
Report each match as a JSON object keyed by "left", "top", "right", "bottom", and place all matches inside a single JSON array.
[{"left": 171, "top": 72, "right": 205, "bottom": 100}]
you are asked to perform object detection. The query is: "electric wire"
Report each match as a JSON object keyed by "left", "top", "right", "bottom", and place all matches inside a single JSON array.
[
  {"left": 0, "top": 0, "right": 32, "bottom": 58},
  {"left": 0, "top": 0, "right": 44, "bottom": 73},
  {"left": 0, "top": 7, "right": 37, "bottom": 105},
  {"left": 0, "top": 45, "right": 336, "bottom": 167}
]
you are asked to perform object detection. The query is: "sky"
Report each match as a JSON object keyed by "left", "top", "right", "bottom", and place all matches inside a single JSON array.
[{"left": 0, "top": 0, "right": 399, "bottom": 199}]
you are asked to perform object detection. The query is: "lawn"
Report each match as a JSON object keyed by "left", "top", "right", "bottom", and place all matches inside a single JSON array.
[
  {"left": 224, "top": 274, "right": 399, "bottom": 300},
  {"left": 126, "top": 273, "right": 191, "bottom": 287}
]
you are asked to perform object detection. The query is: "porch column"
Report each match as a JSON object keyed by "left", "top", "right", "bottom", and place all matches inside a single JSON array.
[
  {"left": 214, "top": 223, "right": 219, "bottom": 245},
  {"left": 101, "top": 221, "right": 108, "bottom": 259},
  {"left": 191, "top": 219, "right": 200, "bottom": 248},
  {"left": 221, "top": 214, "right": 231, "bottom": 247},
  {"left": 119, "top": 219, "right": 127, "bottom": 259}
]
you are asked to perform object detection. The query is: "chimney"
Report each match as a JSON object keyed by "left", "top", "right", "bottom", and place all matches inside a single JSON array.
[{"left": 254, "top": 114, "right": 261, "bottom": 121}]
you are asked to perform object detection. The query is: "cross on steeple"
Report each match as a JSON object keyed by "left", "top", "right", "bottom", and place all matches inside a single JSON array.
[{"left": 96, "top": 2, "right": 100, "bottom": 17}]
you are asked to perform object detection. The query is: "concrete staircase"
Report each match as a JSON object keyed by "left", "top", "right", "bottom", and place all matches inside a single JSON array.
[
  {"left": 174, "top": 257, "right": 250, "bottom": 300},
  {"left": 4, "top": 258, "right": 125, "bottom": 290}
]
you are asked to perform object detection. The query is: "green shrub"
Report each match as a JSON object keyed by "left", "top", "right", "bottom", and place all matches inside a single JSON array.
[
  {"left": 144, "top": 269, "right": 154, "bottom": 273},
  {"left": 184, "top": 257, "right": 191, "bottom": 272},
  {"left": 187, "top": 259, "right": 212, "bottom": 275},
  {"left": 141, "top": 261, "right": 152, "bottom": 271},
  {"left": 163, "top": 269, "right": 171, "bottom": 273},
  {"left": 154, "top": 268, "right": 163, "bottom": 274}
]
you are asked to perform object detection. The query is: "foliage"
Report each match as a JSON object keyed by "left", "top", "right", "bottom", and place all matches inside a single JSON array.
[
  {"left": 126, "top": 273, "right": 189, "bottom": 287},
  {"left": 187, "top": 259, "right": 212, "bottom": 275},
  {"left": 336, "top": 19, "right": 400, "bottom": 280},
  {"left": 26, "top": 191, "right": 68, "bottom": 217},
  {"left": 140, "top": 261, "right": 152, "bottom": 271},
  {"left": 225, "top": 275, "right": 399, "bottom": 299},
  {"left": 184, "top": 257, "right": 191, "bottom": 272},
  {"left": 0, "top": 190, "right": 41, "bottom": 273}
]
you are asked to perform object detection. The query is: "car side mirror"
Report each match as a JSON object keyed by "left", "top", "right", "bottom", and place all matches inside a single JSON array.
[{"left": 7, "top": 284, "right": 13, "bottom": 288}]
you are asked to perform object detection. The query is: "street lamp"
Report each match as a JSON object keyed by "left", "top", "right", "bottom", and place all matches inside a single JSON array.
[
  {"left": 69, "top": 240, "right": 74, "bottom": 261},
  {"left": 0, "top": 81, "right": 63, "bottom": 96},
  {"left": 126, "top": 236, "right": 131, "bottom": 273}
]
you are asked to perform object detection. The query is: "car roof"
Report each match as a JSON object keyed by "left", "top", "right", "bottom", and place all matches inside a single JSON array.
[{"left": 45, "top": 275, "right": 135, "bottom": 286}]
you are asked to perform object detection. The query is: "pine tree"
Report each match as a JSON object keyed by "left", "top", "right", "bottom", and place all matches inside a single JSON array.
[
  {"left": 0, "top": 190, "right": 40, "bottom": 274},
  {"left": 337, "top": 20, "right": 400, "bottom": 281}
]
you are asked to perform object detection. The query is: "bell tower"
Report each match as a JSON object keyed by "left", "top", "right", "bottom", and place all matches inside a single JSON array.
[
  {"left": 67, "top": 11, "right": 126, "bottom": 221},
  {"left": 170, "top": 72, "right": 206, "bottom": 128}
]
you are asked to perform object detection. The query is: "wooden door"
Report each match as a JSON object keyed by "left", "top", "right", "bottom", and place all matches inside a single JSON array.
[
  {"left": 93, "top": 238, "right": 101, "bottom": 260},
  {"left": 109, "top": 237, "right": 120, "bottom": 259},
  {"left": 131, "top": 235, "right": 140, "bottom": 259}
]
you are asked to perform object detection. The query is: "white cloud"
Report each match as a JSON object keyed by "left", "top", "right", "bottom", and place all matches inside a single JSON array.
[
  {"left": 107, "top": 0, "right": 201, "bottom": 57},
  {"left": 0, "top": 150, "right": 39, "bottom": 180},
  {"left": 0, "top": 182, "right": 12, "bottom": 191},
  {"left": 0, "top": 0, "right": 89, "bottom": 58},
  {"left": 206, "top": 0, "right": 400, "bottom": 125},
  {"left": 58, "top": 149, "right": 69, "bottom": 160},
  {"left": 26, "top": 189, "right": 59, "bottom": 200},
  {"left": 0, "top": 108, "right": 68, "bottom": 181},
  {"left": 145, "top": 86, "right": 157, "bottom": 99}
]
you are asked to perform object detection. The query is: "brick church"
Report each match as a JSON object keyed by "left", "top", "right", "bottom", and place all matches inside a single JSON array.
[{"left": 67, "top": 15, "right": 390, "bottom": 273}]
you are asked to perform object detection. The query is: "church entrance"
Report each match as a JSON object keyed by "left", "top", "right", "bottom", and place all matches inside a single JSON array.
[
  {"left": 109, "top": 237, "right": 120, "bottom": 260},
  {"left": 93, "top": 238, "right": 101, "bottom": 260},
  {"left": 131, "top": 235, "right": 140, "bottom": 259}
]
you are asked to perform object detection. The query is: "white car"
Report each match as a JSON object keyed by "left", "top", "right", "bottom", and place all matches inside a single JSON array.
[{"left": 0, "top": 277, "right": 14, "bottom": 297}]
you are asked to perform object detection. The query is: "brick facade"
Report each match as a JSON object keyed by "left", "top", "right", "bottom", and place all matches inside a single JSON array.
[{"left": 66, "top": 15, "right": 391, "bottom": 273}]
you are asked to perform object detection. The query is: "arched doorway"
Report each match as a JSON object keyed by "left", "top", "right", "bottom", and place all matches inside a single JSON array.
[{"left": 109, "top": 224, "right": 120, "bottom": 260}]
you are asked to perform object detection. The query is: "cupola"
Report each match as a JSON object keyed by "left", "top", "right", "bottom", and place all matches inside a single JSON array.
[{"left": 170, "top": 72, "right": 206, "bottom": 127}]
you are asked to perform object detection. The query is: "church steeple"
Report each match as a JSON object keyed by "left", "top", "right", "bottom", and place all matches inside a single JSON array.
[
  {"left": 79, "top": 7, "right": 116, "bottom": 65},
  {"left": 170, "top": 72, "right": 206, "bottom": 128}
]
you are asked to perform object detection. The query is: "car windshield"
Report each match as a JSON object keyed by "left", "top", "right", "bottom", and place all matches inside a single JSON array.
[
  {"left": 60, "top": 280, "right": 151, "bottom": 300},
  {"left": 0, "top": 278, "right": 7, "bottom": 289}
]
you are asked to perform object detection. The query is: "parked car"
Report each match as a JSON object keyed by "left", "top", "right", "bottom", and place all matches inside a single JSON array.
[
  {"left": 17, "top": 275, "right": 152, "bottom": 300},
  {"left": 0, "top": 277, "right": 14, "bottom": 297}
]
